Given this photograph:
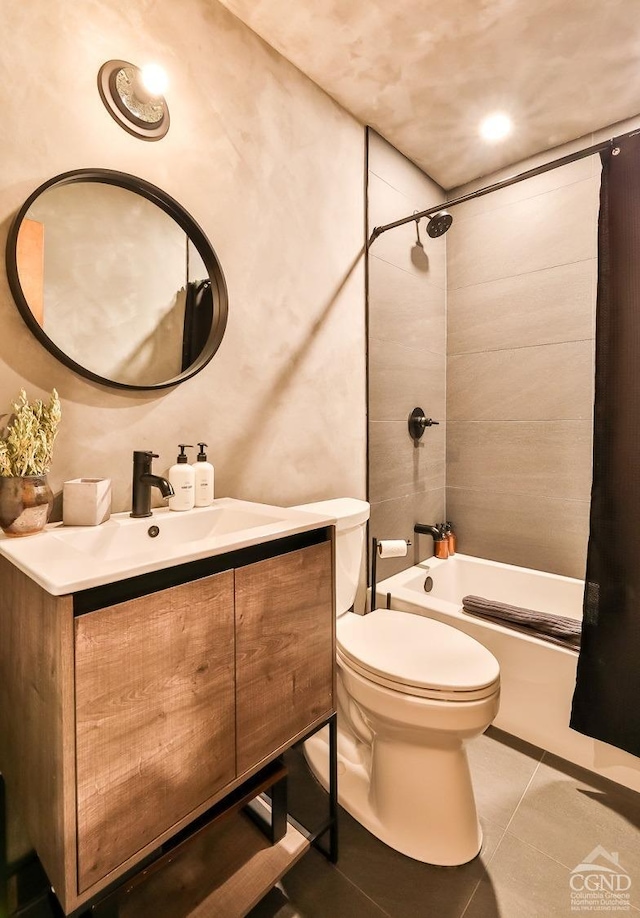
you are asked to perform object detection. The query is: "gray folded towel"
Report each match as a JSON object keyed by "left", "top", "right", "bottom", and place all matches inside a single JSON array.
[{"left": 462, "top": 595, "right": 581, "bottom": 650}]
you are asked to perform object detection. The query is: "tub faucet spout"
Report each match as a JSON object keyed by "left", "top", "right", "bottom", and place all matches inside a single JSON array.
[
  {"left": 414, "top": 522, "right": 449, "bottom": 559},
  {"left": 131, "top": 450, "right": 174, "bottom": 518},
  {"left": 414, "top": 523, "right": 443, "bottom": 540}
]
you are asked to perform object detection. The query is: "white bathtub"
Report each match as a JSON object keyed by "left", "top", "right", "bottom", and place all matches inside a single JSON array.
[{"left": 376, "top": 554, "right": 640, "bottom": 793}]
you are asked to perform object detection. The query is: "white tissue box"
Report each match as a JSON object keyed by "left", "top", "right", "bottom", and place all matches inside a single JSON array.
[{"left": 63, "top": 478, "right": 112, "bottom": 526}]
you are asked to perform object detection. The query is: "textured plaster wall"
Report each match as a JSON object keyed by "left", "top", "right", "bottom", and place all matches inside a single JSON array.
[
  {"left": 0, "top": 0, "right": 366, "bottom": 516},
  {"left": 367, "top": 131, "right": 447, "bottom": 577}
]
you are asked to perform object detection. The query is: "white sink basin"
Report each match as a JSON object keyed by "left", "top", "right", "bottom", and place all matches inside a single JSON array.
[
  {"left": 0, "top": 497, "right": 335, "bottom": 595},
  {"left": 50, "top": 504, "right": 283, "bottom": 562}
]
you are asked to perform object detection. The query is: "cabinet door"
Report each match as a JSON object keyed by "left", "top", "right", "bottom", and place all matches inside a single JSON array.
[
  {"left": 235, "top": 541, "right": 333, "bottom": 774},
  {"left": 75, "top": 571, "right": 235, "bottom": 892}
]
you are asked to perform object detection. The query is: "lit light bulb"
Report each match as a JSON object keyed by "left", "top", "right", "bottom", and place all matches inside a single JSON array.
[
  {"left": 479, "top": 112, "right": 513, "bottom": 143},
  {"left": 140, "top": 64, "right": 168, "bottom": 97}
]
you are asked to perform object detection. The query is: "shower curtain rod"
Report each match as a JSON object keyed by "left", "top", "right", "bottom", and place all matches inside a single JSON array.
[{"left": 369, "top": 126, "right": 640, "bottom": 243}]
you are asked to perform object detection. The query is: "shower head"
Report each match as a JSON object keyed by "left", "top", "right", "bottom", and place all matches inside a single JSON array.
[{"left": 426, "top": 210, "right": 453, "bottom": 238}]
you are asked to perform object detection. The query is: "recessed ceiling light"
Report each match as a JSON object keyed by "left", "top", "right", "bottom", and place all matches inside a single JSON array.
[{"left": 479, "top": 112, "right": 513, "bottom": 143}]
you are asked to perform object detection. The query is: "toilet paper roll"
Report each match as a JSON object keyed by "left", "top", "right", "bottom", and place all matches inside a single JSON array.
[{"left": 377, "top": 539, "right": 409, "bottom": 559}]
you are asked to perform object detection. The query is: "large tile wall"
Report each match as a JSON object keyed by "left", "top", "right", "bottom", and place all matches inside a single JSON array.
[
  {"left": 0, "top": 0, "right": 366, "bottom": 862},
  {"left": 446, "top": 150, "right": 599, "bottom": 578},
  {"left": 367, "top": 131, "right": 447, "bottom": 576}
]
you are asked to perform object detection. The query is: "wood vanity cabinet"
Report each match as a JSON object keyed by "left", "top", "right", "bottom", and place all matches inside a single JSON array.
[
  {"left": 0, "top": 529, "right": 334, "bottom": 914},
  {"left": 236, "top": 545, "right": 334, "bottom": 774},
  {"left": 75, "top": 571, "right": 237, "bottom": 891}
]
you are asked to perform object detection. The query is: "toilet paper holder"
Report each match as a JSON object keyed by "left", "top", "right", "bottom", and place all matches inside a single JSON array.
[{"left": 370, "top": 537, "right": 411, "bottom": 613}]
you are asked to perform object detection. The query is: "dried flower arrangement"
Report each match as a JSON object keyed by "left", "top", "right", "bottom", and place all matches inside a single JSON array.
[{"left": 0, "top": 389, "right": 62, "bottom": 477}]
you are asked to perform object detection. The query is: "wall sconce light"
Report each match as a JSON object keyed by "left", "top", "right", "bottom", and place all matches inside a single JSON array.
[{"left": 98, "top": 60, "right": 170, "bottom": 141}]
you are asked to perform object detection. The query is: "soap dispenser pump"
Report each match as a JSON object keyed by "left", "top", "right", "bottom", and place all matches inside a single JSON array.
[
  {"left": 168, "top": 444, "right": 195, "bottom": 511},
  {"left": 444, "top": 521, "right": 457, "bottom": 556},
  {"left": 193, "top": 442, "right": 215, "bottom": 507}
]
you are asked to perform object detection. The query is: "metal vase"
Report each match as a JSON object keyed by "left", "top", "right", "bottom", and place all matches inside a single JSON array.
[{"left": 0, "top": 475, "right": 53, "bottom": 537}]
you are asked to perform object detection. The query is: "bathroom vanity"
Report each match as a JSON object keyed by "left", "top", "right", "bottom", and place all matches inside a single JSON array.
[{"left": 0, "top": 500, "right": 336, "bottom": 916}]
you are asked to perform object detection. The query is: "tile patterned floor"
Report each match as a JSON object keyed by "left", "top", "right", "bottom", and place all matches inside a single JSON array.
[
  {"left": 5, "top": 727, "right": 640, "bottom": 917},
  {"left": 250, "top": 727, "right": 640, "bottom": 918}
]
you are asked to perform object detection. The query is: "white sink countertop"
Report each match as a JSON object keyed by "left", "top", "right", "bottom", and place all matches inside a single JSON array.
[{"left": 0, "top": 497, "right": 336, "bottom": 596}]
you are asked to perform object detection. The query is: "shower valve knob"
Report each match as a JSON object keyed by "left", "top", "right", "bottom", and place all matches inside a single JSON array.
[{"left": 409, "top": 407, "right": 439, "bottom": 440}]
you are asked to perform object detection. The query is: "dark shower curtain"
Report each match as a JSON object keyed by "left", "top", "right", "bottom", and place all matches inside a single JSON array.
[
  {"left": 181, "top": 279, "right": 213, "bottom": 371},
  {"left": 570, "top": 135, "right": 640, "bottom": 757}
]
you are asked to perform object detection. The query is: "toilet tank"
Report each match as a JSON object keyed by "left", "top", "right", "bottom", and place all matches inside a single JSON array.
[{"left": 293, "top": 498, "right": 369, "bottom": 615}]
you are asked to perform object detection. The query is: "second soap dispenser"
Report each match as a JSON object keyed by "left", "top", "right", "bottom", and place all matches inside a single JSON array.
[
  {"left": 193, "top": 442, "right": 215, "bottom": 507},
  {"left": 168, "top": 444, "right": 195, "bottom": 511}
]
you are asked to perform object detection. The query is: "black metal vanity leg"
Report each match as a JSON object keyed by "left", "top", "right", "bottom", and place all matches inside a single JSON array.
[
  {"left": 328, "top": 713, "right": 339, "bottom": 863},
  {"left": 0, "top": 774, "right": 7, "bottom": 918},
  {"left": 244, "top": 771, "right": 289, "bottom": 845},
  {"left": 270, "top": 774, "right": 288, "bottom": 844}
]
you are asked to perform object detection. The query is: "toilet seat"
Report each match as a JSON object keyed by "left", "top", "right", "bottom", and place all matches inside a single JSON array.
[{"left": 337, "top": 609, "right": 500, "bottom": 702}]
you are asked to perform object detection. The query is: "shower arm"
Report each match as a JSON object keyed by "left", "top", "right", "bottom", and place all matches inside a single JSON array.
[{"left": 368, "top": 129, "right": 640, "bottom": 246}]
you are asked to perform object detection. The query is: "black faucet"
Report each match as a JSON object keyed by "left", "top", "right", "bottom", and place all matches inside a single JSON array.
[{"left": 131, "top": 451, "right": 174, "bottom": 518}]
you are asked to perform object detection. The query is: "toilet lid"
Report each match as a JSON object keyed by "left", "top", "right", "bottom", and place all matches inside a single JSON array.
[{"left": 337, "top": 609, "right": 500, "bottom": 700}]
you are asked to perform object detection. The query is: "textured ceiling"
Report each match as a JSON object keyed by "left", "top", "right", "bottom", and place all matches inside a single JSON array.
[{"left": 217, "top": 0, "right": 640, "bottom": 189}]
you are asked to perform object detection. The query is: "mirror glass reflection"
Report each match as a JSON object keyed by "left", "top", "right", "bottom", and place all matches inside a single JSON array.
[{"left": 15, "top": 181, "right": 214, "bottom": 387}]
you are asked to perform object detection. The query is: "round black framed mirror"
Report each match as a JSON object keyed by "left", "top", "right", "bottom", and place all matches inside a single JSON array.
[{"left": 5, "top": 169, "right": 228, "bottom": 390}]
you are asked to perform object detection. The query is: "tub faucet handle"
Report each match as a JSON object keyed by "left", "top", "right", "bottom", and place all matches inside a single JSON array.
[{"left": 409, "top": 407, "right": 440, "bottom": 440}]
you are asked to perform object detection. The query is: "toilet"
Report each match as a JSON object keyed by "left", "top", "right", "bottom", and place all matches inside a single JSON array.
[{"left": 296, "top": 498, "right": 500, "bottom": 866}]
